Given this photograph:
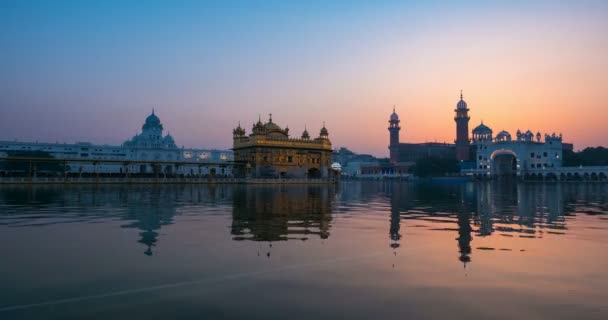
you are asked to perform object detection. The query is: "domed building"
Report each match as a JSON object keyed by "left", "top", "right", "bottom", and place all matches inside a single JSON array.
[
  {"left": 472, "top": 122, "right": 493, "bottom": 142},
  {"left": 121, "top": 110, "right": 232, "bottom": 175},
  {"left": 470, "top": 120, "right": 565, "bottom": 178},
  {"left": 0, "top": 110, "right": 233, "bottom": 175},
  {"left": 233, "top": 114, "right": 333, "bottom": 178}
]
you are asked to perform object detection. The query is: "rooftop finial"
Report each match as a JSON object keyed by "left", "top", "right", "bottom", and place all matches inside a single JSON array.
[
  {"left": 269, "top": 113, "right": 272, "bottom": 123},
  {"left": 393, "top": 105, "right": 395, "bottom": 113},
  {"left": 460, "top": 90, "right": 463, "bottom": 100},
  {"left": 152, "top": 108, "right": 155, "bottom": 114}
]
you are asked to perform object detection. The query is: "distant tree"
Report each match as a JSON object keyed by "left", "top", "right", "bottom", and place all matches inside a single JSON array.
[
  {"left": 412, "top": 156, "right": 459, "bottom": 177},
  {"left": 563, "top": 147, "right": 608, "bottom": 167},
  {"left": 0, "top": 151, "right": 66, "bottom": 173}
]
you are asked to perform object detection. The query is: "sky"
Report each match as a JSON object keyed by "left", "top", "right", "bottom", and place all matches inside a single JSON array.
[{"left": 1, "top": 0, "right": 607, "bottom": 156}]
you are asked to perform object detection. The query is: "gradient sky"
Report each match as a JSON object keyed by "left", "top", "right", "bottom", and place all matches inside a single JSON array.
[{"left": 1, "top": 0, "right": 607, "bottom": 156}]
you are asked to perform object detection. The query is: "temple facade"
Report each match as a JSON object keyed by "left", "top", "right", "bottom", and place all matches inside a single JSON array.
[{"left": 232, "top": 114, "right": 332, "bottom": 178}]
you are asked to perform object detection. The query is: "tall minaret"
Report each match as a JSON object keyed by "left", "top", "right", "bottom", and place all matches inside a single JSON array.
[
  {"left": 454, "top": 91, "right": 470, "bottom": 161},
  {"left": 388, "top": 106, "right": 401, "bottom": 164}
]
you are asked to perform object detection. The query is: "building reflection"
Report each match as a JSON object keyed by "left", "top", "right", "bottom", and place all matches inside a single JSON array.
[
  {"left": 0, "top": 184, "right": 234, "bottom": 256},
  {"left": 1, "top": 181, "right": 605, "bottom": 262},
  {"left": 231, "top": 185, "right": 334, "bottom": 242},
  {"left": 366, "top": 180, "right": 594, "bottom": 268}
]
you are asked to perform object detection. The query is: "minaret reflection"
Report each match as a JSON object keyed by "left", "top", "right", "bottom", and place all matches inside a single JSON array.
[
  {"left": 231, "top": 185, "right": 334, "bottom": 243},
  {"left": 388, "top": 183, "right": 403, "bottom": 254},
  {"left": 456, "top": 186, "right": 473, "bottom": 266}
]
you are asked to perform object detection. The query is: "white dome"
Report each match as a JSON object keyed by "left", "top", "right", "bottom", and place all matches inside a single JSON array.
[{"left": 496, "top": 130, "right": 511, "bottom": 141}]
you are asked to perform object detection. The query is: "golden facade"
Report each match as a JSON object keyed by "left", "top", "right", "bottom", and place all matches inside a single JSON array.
[{"left": 232, "top": 115, "right": 332, "bottom": 178}]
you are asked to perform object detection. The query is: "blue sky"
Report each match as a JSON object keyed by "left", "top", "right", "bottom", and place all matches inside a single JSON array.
[{"left": 2, "top": 1, "right": 607, "bottom": 155}]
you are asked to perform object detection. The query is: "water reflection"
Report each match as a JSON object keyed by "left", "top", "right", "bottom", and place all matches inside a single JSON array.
[
  {"left": 339, "top": 181, "right": 607, "bottom": 266},
  {"left": 0, "top": 182, "right": 606, "bottom": 264},
  {"left": 231, "top": 185, "right": 333, "bottom": 242}
]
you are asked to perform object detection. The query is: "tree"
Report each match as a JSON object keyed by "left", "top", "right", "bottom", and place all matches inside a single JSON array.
[
  {"left": 563, "top": 147, "right": 608, "bottom": 167},
  {"left": 0, "top": 151, "right": 66, "bottom": 173},
  {"left": 412, "top": 156, "right": 459, "bottom": 177}
]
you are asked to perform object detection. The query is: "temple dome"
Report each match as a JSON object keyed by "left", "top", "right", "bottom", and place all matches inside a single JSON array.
[
  {"left": 265, "top": 122, "right": 282, "bottom": 132},
  {"left": 142, "top": 110, "right": 163, "bottom": 130}
]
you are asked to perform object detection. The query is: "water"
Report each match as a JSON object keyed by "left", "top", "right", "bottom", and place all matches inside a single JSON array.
[{"left": 0, "top": 182, "right": 607, "bottom": 319}]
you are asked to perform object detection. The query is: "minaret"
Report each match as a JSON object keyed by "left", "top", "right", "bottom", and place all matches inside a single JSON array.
[
  {"left": 454, "top": 91, "right": 470, "bottom": 161},
  {"left": 388, "top": 106, "right": 401, "bottom": 164}
]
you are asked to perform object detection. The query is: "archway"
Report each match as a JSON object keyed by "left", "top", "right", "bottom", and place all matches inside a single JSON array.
[{"left": 490, "top": 149, "right": 517, "bottom": 178}]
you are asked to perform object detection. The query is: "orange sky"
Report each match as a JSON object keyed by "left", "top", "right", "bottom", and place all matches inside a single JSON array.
[{"left": 1, "top": 1, "right": 607, "bottom": 156}]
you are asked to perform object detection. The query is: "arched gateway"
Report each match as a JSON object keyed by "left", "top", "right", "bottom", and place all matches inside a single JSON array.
[{"left": 490, "top": 149, "right": 518, "bottom": 177}]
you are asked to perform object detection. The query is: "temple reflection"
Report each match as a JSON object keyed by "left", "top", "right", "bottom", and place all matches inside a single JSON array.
[
  {"left": 231, "top": 185, "right": 334, "bottom": 242},
  {"left": 0, "top": 182, "right": 606, "bottom": 262}
]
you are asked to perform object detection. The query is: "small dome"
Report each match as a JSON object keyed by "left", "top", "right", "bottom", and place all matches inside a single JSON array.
[
  {"left": 456, "top": 91, "right": 468, "bottom": 110},
  {"left": 472, "top": 122, "right": 492, "bottom": 134},
  {"left": 301, "top": 128, "right": 310, "bottom": 140},
  {"left": 457, "top": 99, "right": 467, "bottom": 110},
  {"left": 495, "top": 130, "right": 511, "bottom": 141},
  {"left": 233, "top": 122, "right": 245, "bottom": 136},
  {"left": 389, "top": 106, "right": 399, "bottom": 121},
  {"left": 164, "top": 134, "right": 175, "bottom": 143},
  {"left": 320, "top": 123, "right": 329, "bottom": 137}
]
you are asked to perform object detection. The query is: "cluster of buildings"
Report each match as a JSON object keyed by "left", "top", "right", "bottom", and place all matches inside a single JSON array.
[
  {"left": 0, "top": 111, "right": 233, "bottom": 176},
  {"left": 3, "top": 92, "right": 605, "bottom": 180},
  {"left": 0, "top": 111, "right": 335, "bottom": 179},
  {"left": 347, "top": 91, "right": 588, "bottom": 179}
]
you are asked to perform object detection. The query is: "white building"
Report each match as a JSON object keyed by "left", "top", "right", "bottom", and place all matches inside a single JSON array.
[
  {"left": 469, "top": 122, "right": 563, "bottom": 177},
  {"left": 0, "top": 111, "right": 233, "bottom": 175}
]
